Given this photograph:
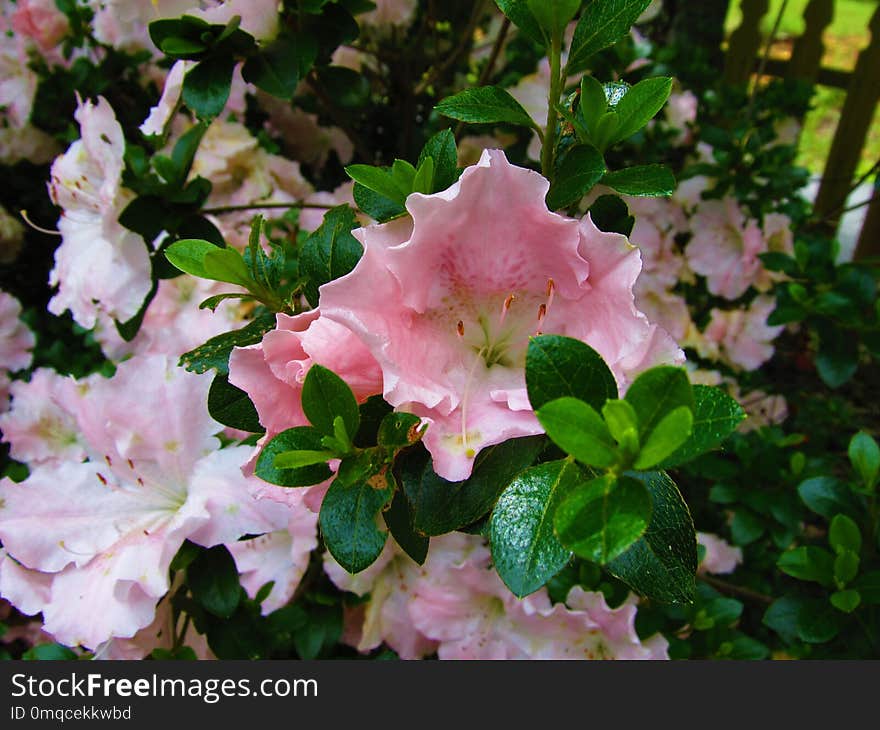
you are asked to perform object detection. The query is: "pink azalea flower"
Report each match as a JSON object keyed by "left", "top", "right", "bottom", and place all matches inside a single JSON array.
[
  {"left": 324, "top": 542, "right": 438, "bottom": 659},
  {"left": 228, "top": 489, "right": 318, "bottom": 614},
  {"left": 700, "top": 295, "right": 784, "bottom": 371},
  {"left": 228, "top": 310, "right": 383, "bottom": 441},
  {"left": 686, "top": 198, "right": 767, "bottom": 300},
  {"left": 736, "top": 389, "right": 789, "bottom": 433},
  {"left": 319, "top": 149, "right": 682, "bottom": 480},
  {"left": 0, "top": 368, "right": 86, "bottom": 465},
  {"left": 48, "top": 96, "right": 152, "bottom": 329},
  {"left": 360, "top": 0, "right": 417, "bottom": 29},
  {"left": 140, "top": 60, "right": 192, "bottom": 137},
  {"left": 406, "top": 534, "right": 667, "bottom": 659},
  {"left": 0, "top": 291, "right": 34, "bottom": 376},
  {"left": 697, "top": 532, "right": 743, "bottom": 575},
  {"left": 663, "top": 90, "right": 698, "bottom": 145},
  {"left": 0, "top": 355, "right": 289, "bottom": 649},
  {"left": 11, "top": 0, "right": 69, "bottom": 53}
]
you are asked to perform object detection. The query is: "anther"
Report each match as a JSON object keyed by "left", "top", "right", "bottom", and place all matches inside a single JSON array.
[
  {"left": 457, "top": 320, "right": 465, "bottom": 337},
  {"left": 96, "top": 473, "right": 108, "bottom": 486},
  {"left": 499, "top": 293, "right": 516, "bottom": 325}
]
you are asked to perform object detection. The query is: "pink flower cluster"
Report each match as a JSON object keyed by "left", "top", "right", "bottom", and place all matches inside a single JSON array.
[
  {"left": 325, "top": 534, "right": 668, "bottom": 659},
  {"left": 233, "top": 150, "right": 682, "bottom": 481}
]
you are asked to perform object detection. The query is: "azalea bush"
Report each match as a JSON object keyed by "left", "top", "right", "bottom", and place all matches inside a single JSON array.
[{"left": 0, "top": 0, "right": 878, "bottom": 661}]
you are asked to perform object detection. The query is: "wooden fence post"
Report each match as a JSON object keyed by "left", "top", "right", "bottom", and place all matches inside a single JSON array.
[
  {"left": 814, "top": 3, "right": 880, "bottom": 258},
  {"left": 787, "top": 0, "right": 834, "bottom": 82},
  {"left": 724, "top": 0, "right": 770, "bottom": 84}
]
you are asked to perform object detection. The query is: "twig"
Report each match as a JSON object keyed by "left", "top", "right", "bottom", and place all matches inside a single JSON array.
[
  {"left": 746, "top": 0, "right": 789, "bottom": 121},
  {"left": 201, "top": 201, "right": 337, "bottom": 215},
  {"left": 455, "top": 16, "right": 512, "bottom": 139},
  {"left": 414, "top": 0, "right": 487, "bottom": 96},
  {"left": 699, "top": 574, "right": 774, "bottom": 605}
]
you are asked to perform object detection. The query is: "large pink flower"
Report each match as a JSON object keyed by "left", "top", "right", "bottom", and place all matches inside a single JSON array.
[
  {"left": 320, "top": 149, "right": 682, "bottom": 480},
  {"left": 699, "top": 295, "right": 783, "bottom": 371}
]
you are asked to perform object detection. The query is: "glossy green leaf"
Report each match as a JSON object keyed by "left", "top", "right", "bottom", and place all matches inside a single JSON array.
[
  {"left": 179, "top": 313, "right": 276, "bottom": 375},
  {"left": 435, "top": 86, "right": 538, "bottom": 129},
  {"left": 829, "top": 514, "right": 862, "bottom": 555},
  {"left": 536, "top": 397, "right": 617, "bottom": 468},
  {"left": 319, "top": 478, "right": 393, "bottom": 573},
  {"left": 383, "top": 489, "right": 429, "bottom": 565},
  {"left": 607, "top": 76, "right": 672, "bottom": 144},
  {"left": 188, "top": 545, "right": 241, "bottom": 619},
  {"left": 624, "top": 366, "right": 694, "bottom": 440},
  {"left": 849, "top": 430, "right": 880, "bottom": 490},
  {"left": 301, "top": 364, "right": 360, "bottom": 439},
  {"left": 164, "top": 238, "right": 252, "bottom": 286},
  {"left": 397, "top": 437, "right": 544, "bottom": 536},
  {"left": 490, "top": 459, "right": 582, "bottom": 597},
  {"left": 241, "top": 35, "right": 316, "bottom": 98},
  {"left": 602, "top": 165, "right": 676, "bottom": 197},
  {"left": 417, "top": 128, "right": 459, "bottom": 192},
  {"left": 834, "top": 550, "right": 860, "bottom": 586},
  {"left": 526, "top": 0, "right": 580, "bottom": 37},
  {"left": 299, "top": 205, "right": 363, "bottom": 307},
  {"left": 377, "top": 412, "right": 423, "bottom": 447},
  {"left": 797, "top": 476, "right": 860, "bottom": 519},
  {"left": 352, "top": 182, "right": 407, "bottom": 222},
  {"left": 546, "top": 144, "right": 606, "bottom": 210},
  {"left": 567, "top": 0, "right": 652, "bottom": 72},
  {"left": 273, "top": 449, "right": 337, "bottom": 469},
  {"left": 525, "top": 335, "right": 618, "bottom": 411},
  {"left": 255, "top": 427, "right": 333, "bottom": 487},
  {"left": 182, "top": 55, "right": 236, "bottom": 119},
  {"left": 606, "top": 471, "right": 697, "bottom": 603},
  {"left": 777, "top": 546, "right": 835, "bottom": 587},
  {"left": 658, "top": 385, "right": 746, "bottom": 469},
  {"left": 555, "top": 474, "right": 651, "bottom": 564},
  {"left": 493, "top": 0, "right": 546, "bottom": 45},
  {"left": 830, "top": 589, "right": 861, "bottom": 613},
  {"left": 207, "top": 374, "right": 264, "bottom": 433},
  {"left": 633, "top": 405, "right": 693, "bottom": 470}
]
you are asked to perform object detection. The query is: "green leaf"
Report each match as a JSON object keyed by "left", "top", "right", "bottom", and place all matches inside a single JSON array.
[
  {"left": 854, "top": 571, "right": 880, "bottom": 604},
  {"left": 435, "top": 86, "right": 538, "bottom": 129},
  {"left": 815, "top": 328, "right": 859, "bottom": 388},
  {"left": 555, "top": 474, "right": 652, "bottom": 564},
  {"left": 115, "top": 279, "right": 158, "bottom": 343},
  {"left": 273, "top": 450, "right": 337, "bottom": 469},
  {"left": 182, "top": 55, "right": 236, "bottom": 119},
  {"left": 526, "top": 0, "right": 580, "bottom": 37},
  {"left": 588, "top": 193, "right": 633, "bottom": 235},
  {"left": 199, "top": 293, "right": 254, "bottom": 311},
  {"left": 383, "top": 489, "right": 429, "bottom": 565},
  {"left": 417, "top": 129, "right": 459, "bottom": 192},
  {"left": 606, "top": 471, "right": 697, "bottom": 603},
  {"left": 316, "top": 65, "right": 370, "bottom": 107},
  {"left": 490, "top": 460, "right": 582, "bottom": 597},
  {"left": 319, "top": 478, "right": 393, "bottom": 573},
  {"left": 179, "top": 313, "right": 276, "bottom": 375},
  {"left": 241, "top": 34, "right": 316, "bottom": 99},
  {"left": 602, "top": 165, "right": 676, "bottom": 197},
  {"left": 624, "top": 366, "right": 693, "bottom": 441},
  {"left": 658, "top": 385, "right": 746, "bottom": 469},
  {"left": 208, "top": 374, "right": 264, "bottom": 433},
  {"left": 567, "top": 0, "right": 652, "bottom": 73},
  {"left": 377, "top": 412, "right": 423, "bottom": 447},
  {"left": 255, "top": 427, "right": 333, "bottom": 487},
  {"left": 525, "top": 335, "right": 618, "bottom": 412},
  {"left": 829, "top": 514, "right": 862, "bottom": 555},
  {"left": 834, "top": 550, "right": 859, "bottom": 586},
  {"left": 171, "top": 122, "right": 208, "bottom": 181},
  {"left": 830, "top": 589, "right": 861, "bottom": 613},
  {"left": 849, "top": 430, "right": 880, "bottom": 490},
  {"left": 345, "top": 164, "right": 410, "bottom": 205},
  {"left": 762, "top": 596, "right": 802, "bottom": 644},
  {"left": 188, "top": 545, "right": 241, "bottom": 619},
  {"left": 546, "top": 144, "right": 606, "bottom": 210},
  {"left": 398, "top": 437, "right": 544, "bottom": 536},
  {"left": 797, "top": 476, "right": 860, "bottom": 519},
  {"left": 777, "top": 546, "right": 835, "bottom": 587},
  {"left": 536, "top": 397, "right": 617, "bottom": 468},
  {"left": 578, "top": 76, "right": 608, "bottom": 136},
  {"left": 22, "top": 644, "right": 79, "bottom": 661},
  {"left": 164, "top": 239, "right": 251, "bottom": 285},
  {"left": 796, "top": 598, "right": 841, "bottom": 643},
  {"left": 411, "top": 156, "right": 434, "bottom": 195},
  {"left": 299, "top": 205, "right": 363, "bottom": 307},
  {"left": 634, "top": 406, "right": 693, "bottom": 470},
  {"left": 352, "top": 182, "right": 407, "bottom": 222},
  {"left": 493, "top": 0, "right": 546, "bottom": 46},
  {"left": 607, "top": 76, "right": 672, "bottom": 144},
  {"left": 301, "top": 364, "right": 360, "bottom": 439}
]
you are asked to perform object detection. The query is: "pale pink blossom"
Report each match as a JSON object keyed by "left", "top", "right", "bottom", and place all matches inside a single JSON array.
[
  {"left": 320, "top": 150, "right": 682, "bottom": 480},
  {"left": 737, "top": 388, "right": 789, "bottom": 433},
  {"left": 663, "top": 90, "right": 698, "bottom": 145},
  {"left": 188, "top": 0, "right": 280, "bottom": 42},
  {"left": 635, "top": 287, "right": 693, "bottom": 342},
  {"left": 0, "top": 355, "right": 289, "bottom": 649},
  {"left": 89, "top": 0, "right": 194, "bottom": 51},
  {"left": 686, "top": 198, "right": 767, "bottom": 300},
  {"left": 11, "top": 0, "right": 69, "bottom": 53},
  {"left": 0, "top": 368, "right": 86, "bottom": 465},
  {"left": 457, "top": 134, "right": 508, "bottom": 167},
  {"left": 672, "top": 174, "right": 710, "bottom": 212},
  {"left": 508, "top": 60, "right": 552, "bottom": 161},
  {"left": 697, "top": 532, "right": 743, "bottom": 575},
  {"left": 260, "top": 98, "right": 354, "bottom": 171},
  {"left": 299, "top": 182, "right": 361, "bottom": 233},
  {"left": 229, "top": 489, "right": 318, "bottom": 614},
  {"left": 700, "top": 295, "right": 783, "bottom": 371},
  {"left": 359, "top": 0, "right": 417, "bottom": 29},
  {"left": 0, "top": 292, "right": 34, "bottom": 377},
  {"left": 140, "top": 61, "right": 192, "bottom": 137},
  {"left": 48, "top": 96, "right": 152, "bottom": 329},
  {"left": 229, "top": 310, "right": 382, "bottom": 442}
]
